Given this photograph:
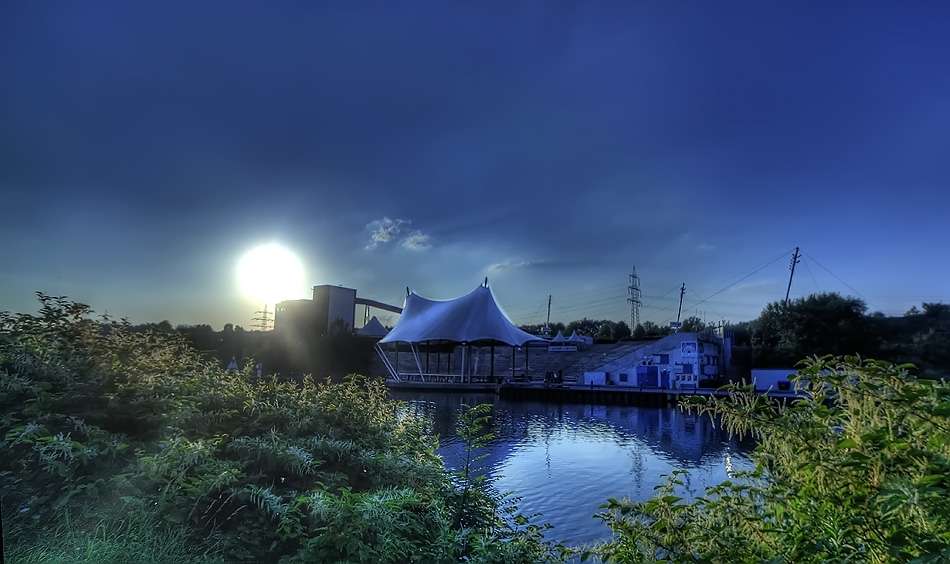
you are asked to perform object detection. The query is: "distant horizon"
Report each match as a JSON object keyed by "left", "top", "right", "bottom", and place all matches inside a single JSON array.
[{"left": 6, "top": 264, "right": 938, "bottom": 333}]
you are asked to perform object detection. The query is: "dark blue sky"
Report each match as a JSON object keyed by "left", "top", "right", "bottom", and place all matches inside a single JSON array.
[{"left": 2, "top": 2, "right": 948, "bottom": 328}]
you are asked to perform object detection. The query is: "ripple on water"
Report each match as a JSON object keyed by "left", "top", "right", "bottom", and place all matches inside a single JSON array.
[{"left": 396, "top": 392, "right": 755, "bottom": 548}]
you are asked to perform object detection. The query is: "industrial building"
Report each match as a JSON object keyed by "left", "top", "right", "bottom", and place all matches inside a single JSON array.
[{"left": 274, "top": 285, "right": 401, "bottom": 344}]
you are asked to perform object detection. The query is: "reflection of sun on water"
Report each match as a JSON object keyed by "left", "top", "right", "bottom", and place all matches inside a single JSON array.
[{"left": 236, "top": 244, "right": 305, "bottom": 306}]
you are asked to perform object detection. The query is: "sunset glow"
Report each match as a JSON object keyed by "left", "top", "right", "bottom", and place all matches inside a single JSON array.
[{"left": 236, "top": 244, "right": 304, "bottom": 305}]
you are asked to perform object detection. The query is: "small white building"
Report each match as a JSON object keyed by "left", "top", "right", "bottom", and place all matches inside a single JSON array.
[
  {"left": 590, "top": 332, "right": 727, "bottom": 390},
  {"left": 749, "top": 368, "right": 797, "bottom": 392}
]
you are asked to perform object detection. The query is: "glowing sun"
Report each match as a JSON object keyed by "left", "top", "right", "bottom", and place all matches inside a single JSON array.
[{"left": 236, "top": 244, "right": 305, "bottom": 305}]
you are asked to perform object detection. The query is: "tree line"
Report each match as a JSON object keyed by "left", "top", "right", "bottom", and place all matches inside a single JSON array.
[
  {"left": 522, "top": 293, "right": 949, "bottom": 377},
  {"left": 126, "top": 319, "right": 376, "bottom": 380},
  {"left": 733, "top": 293, "right": 950, "bottom": 377},
  {"left": 127, "top": 291, "right": 949, "bottom": 379}
]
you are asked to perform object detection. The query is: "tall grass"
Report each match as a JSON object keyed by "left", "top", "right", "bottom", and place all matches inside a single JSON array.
[{"left": 5, "top": 512, "right": 225, "bottom": 564}]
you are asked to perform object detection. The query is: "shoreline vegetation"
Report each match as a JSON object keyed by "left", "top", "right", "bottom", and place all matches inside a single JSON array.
[
  {"left": 2, "top": 294, "right": 949, "bottom": 563},
  {"left": 132, "top": 292, "right": 949, "bottom": 384}
]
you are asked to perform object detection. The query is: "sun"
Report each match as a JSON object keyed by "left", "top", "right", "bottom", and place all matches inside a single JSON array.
[{"left": 236, "top": 244, "right": 305, "bottom": 305}]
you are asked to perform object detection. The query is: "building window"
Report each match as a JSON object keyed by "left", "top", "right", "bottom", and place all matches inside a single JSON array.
[
  {"left": 658, "top": 354, "right": 670, "bottom": 364},
  {"left": 681, "top": 364, "right": 693, "bottom": 375},
  {"left": 619, "top": 373, "right": 628, "bottom": 382}
]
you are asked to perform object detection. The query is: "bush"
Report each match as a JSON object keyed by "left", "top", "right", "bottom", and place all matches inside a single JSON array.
[
  {"left": 1, "top": 294, "right": 566, "bottom": 563},
  {"left": 592, "top": 356, "right": 950, "bottom": 563}
]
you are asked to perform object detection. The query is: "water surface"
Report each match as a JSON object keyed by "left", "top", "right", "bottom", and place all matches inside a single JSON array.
[{"left": 391, "top": 391, "right": 755, "bottom": 548}]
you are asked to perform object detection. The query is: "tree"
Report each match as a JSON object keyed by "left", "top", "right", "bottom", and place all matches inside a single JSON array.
[
  {"left": 751, "top": 292, "right": 871, "bottom": 367},
  {"left": 614, "top": 321, "right": 632, "bottom": 341},
  {"left": 565, "top": 318, "right": 601, "bottom": 338},
  {"left": 519, "top": 322, "right": 566, "bottom": 336},
  {"left": 679, "top": 315, "right": 707, "bottom": 333},
  {"left": 176, "top": 323, "right": 220, "bottom": 356},
  {"left": 634, "top": 321, "right": 671, "bottom": 339},
  {"left": 593, "top": 357, "right": 950, "bottom": 563},
  {"left": 596, "top": 323, "right": 614, "bottom": 341}
]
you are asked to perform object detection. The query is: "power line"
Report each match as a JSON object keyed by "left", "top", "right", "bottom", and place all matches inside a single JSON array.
[
  {"left": 687, "top": 247, "right": 797, "bottom": 301},
  {"left": 683, "top": 249, "right": 792, "bottom": 313},
  {"left": 641, "top": 284, "right": 682, "bottom": 310},
  {"left": 801, "top": 257, "right": 821, "bottom": 293},
  {"left": 803, "top": 253, "right": 875, "bottom": 308}
]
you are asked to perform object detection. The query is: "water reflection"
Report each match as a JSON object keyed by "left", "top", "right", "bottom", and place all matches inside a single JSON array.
[{"left": 391, "top": 390, "right": 755, "bottom": 547}]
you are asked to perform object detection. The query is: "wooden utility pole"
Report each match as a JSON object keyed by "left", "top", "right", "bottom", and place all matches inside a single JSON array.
[
  {"left": 785, "top": 247, "right": 801, "bottom": 307},
  {"left": 676, "top": 283, "right": 686, "bottom": 325}
]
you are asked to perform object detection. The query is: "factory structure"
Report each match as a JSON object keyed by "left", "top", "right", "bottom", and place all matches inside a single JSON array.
[
  {"left": 274, "top": 284, "right": 401, "bottom": 344},
  {"left": 272, "top": 281, "right": 741, "bottom": 391}
]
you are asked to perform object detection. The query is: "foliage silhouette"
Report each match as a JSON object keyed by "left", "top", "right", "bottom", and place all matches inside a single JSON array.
[{"left": 1, "top": 293, "right": 566, "bottom": 563}]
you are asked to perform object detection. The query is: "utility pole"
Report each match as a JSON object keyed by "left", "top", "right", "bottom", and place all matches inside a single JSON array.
[
  {"left": 252, "top": 304, "right": 273, "bottom": 331},
  {"left": 627, "top": 266, "right": 642, "bottom": 329},
  {"left": 676, "top": 283, "right": 686, "bottom": 326},
  {"left": 546, "top": 295, "right": 552, "bottom": 327},
  {"left": 785, "top": 247, "right": 801, "bottom": 307}
]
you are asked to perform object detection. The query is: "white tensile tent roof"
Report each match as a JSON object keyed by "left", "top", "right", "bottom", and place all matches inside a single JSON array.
[
  {"left": 356, "top": 316, "right": 389, "bottom": 338},
  {"left": 378, "top": 283, "right": 545, "bottom": 346},
  {"left": 550, "top": 331, "right": 567, "bottom": 343},
  {"left": 567, "top": 330, "right": 586, "bottom": 343}
]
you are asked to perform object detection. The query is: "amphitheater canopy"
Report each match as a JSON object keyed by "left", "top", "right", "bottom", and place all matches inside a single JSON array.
[
  {"left": 356, "top": 316, "right": 389, "bottom": 338},
  {"left": 378, "top": 283, "right": 545, "bottom": 346}
]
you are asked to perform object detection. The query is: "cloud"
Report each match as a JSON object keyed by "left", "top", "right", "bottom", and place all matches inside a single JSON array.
[
  {"left": 727, "top": 279, "right": 774, "bottom": 293},
  {"left": 365, "top": 217, "right": 433, "bottom": 251},
  {"left": 698, "top": 243, "right": 717, "bottom": 251},
  {"left": 488, "top": 260, "right": 533, "bottom": 272},
  {"left": 486, "top": 259, "right": 593, "bottom": 273},
  {"left": 401, "top": 231, "right": 433, "bottom": 251},
  {"left": 365, "top": 217, "right": 411, "bottom": 249}
]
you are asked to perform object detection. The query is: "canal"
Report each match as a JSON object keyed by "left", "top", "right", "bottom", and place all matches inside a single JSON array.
[{"left": 390, "top": 390, "right": 756, "bottom": 548}]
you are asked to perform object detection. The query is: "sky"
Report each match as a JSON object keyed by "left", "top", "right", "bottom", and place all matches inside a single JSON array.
[{"left": 2, "top": 2, "right": 949, "bottom": 330}]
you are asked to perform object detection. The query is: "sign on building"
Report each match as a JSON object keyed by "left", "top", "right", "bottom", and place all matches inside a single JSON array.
[{"left": 681, "top": 341, "right": 697, "bottom": 360}]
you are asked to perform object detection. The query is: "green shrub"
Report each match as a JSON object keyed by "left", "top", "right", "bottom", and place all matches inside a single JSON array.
[
  {"left": 1, "top": 294, "right": 565, "bottom": 563},
  {"left": 592, "top": 357, "right": 950, "bottom": 563}
]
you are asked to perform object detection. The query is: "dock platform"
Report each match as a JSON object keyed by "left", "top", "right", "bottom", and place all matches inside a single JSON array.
[{"left": 385, "top": 379, "right": 802, "bottom": 406}]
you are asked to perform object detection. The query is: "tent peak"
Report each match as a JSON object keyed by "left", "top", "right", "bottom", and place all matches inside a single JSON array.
[{"left": 379, "top": 282, "right": 544, "bottom": 346}]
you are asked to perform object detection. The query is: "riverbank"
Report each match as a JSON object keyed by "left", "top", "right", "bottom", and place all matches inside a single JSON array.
[{"left": 385, "top": 379, "right": 803, "bottom": 406}]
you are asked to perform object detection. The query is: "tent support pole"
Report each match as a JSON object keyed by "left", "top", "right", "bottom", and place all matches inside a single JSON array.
[
  {"left": 410, "top": 343, "right": 425, "bottom": 382},
  {"left": 490, "top": 344, "right": 495, "bottom": 380},
  {"left": 472, "top": 347, "right": 479, "bottom": 381},
  {"left": 375, "top": 344, "right": 400, "bottom": 381}
]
